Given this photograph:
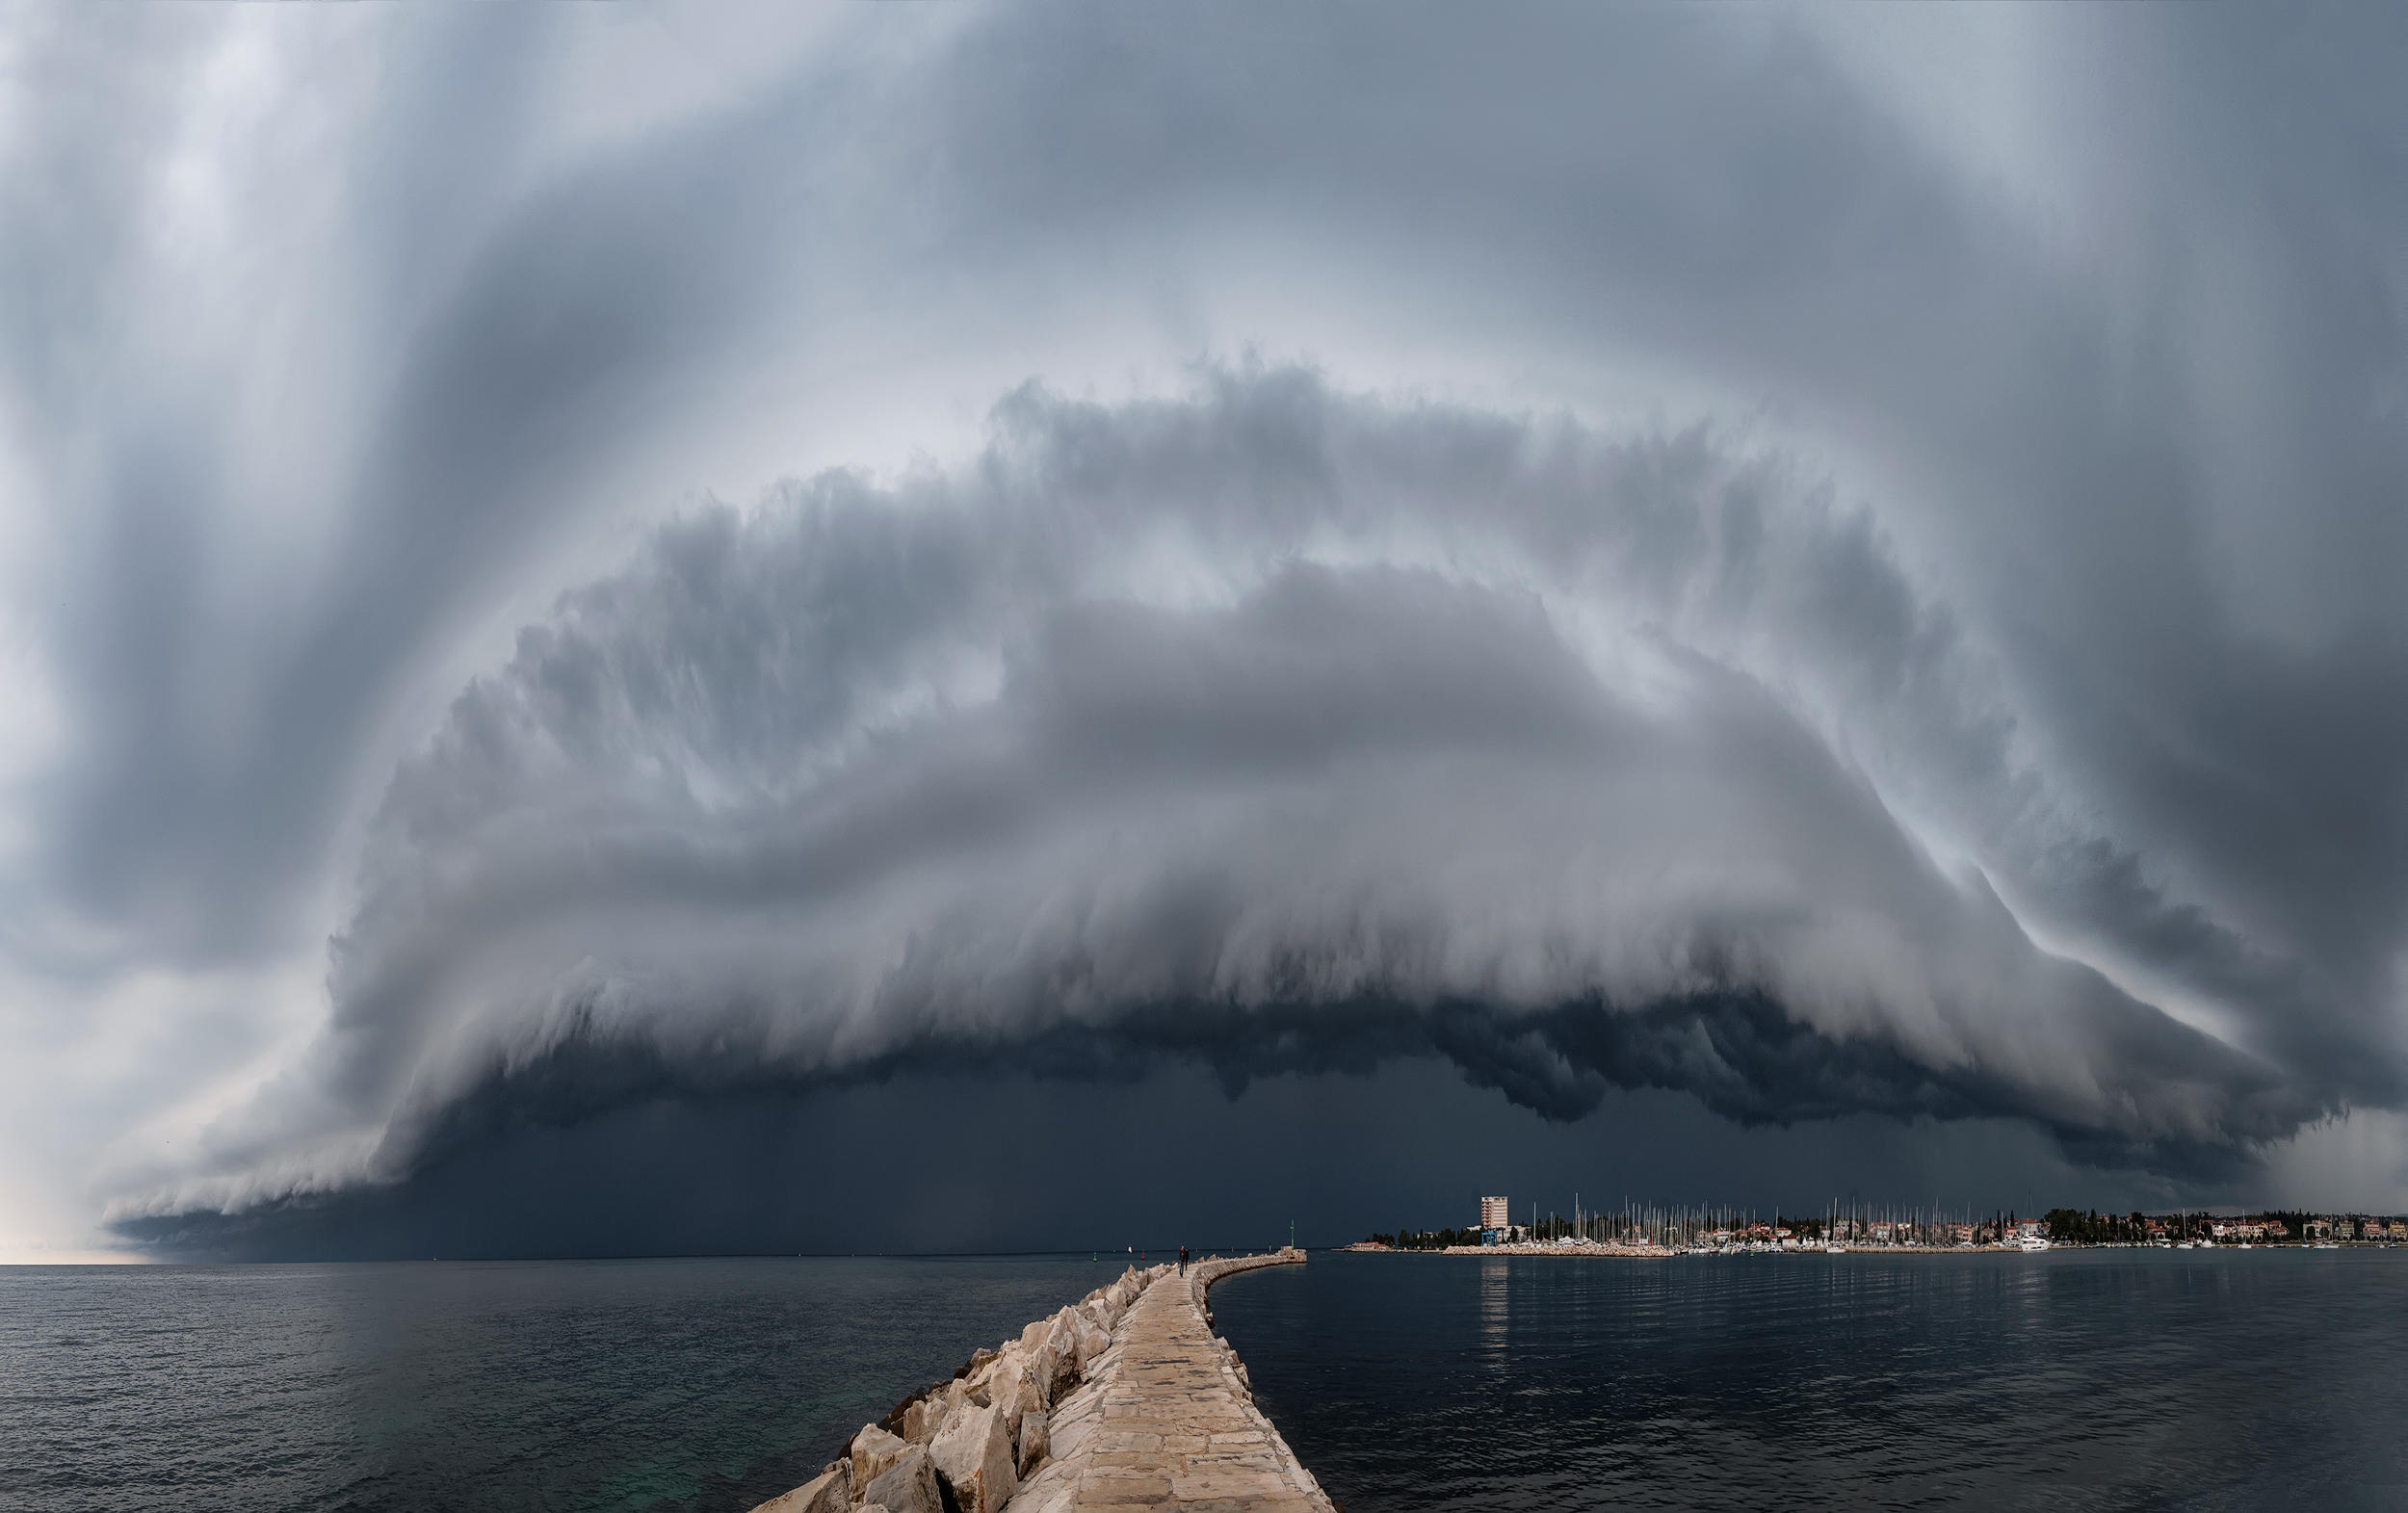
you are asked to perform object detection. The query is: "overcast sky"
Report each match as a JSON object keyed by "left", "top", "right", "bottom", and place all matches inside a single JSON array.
[{"left": 5, "top": 3, "right": 2406, "bottom": 1261}]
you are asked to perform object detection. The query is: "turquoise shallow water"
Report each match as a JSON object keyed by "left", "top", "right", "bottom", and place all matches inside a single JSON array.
[
  {"left": 1211, "top": 1247, "right": 2408, "bottom": 1511},
  {"left": 0, "top": 1255, "right": 1109, "bottom": 1513}
]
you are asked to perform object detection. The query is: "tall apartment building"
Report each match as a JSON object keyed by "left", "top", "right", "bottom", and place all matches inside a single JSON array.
[{"left": 1480, "top": 1195, "right": 1511, "bottom": 1233}]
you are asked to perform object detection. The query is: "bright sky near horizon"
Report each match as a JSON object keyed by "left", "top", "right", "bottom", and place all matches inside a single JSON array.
[{"left": 4, "top": 2, "right": 2407, "bottom": 1261}]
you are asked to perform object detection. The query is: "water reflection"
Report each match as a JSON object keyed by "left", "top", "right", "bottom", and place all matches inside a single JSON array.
[{"left": 1479, "top": 1259, "right": 1509, "bottom": 1368}]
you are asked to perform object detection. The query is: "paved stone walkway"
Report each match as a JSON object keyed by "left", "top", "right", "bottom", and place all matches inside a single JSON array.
[{"left": 1008, "top": 1252, "right": 1332, "bottom": 1513}]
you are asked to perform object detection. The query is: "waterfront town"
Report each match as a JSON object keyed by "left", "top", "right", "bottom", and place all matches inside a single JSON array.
[{"left": 1348, "top": 1197, "right": 2408, "bottom": 1255}]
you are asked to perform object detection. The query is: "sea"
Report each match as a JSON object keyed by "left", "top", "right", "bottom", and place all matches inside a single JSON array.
[
  {"left": 0, "top": 1254, "right": 1109, "bottom": 1513},
  {"left": 1212, "top": 1247, "right": 2408, "bottom": 1511},
  {"left": 5, "top": 1247, "right": 2404, "bottom": 1512}
]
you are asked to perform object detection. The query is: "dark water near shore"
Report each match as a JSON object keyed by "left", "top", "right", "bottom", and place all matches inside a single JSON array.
[
  {"left": 0, "top": 1255, "right": 1111, "bottom": 1513},
  {"left": 1212, "top": 1247, "right": 2408, "bottom": 1511}
]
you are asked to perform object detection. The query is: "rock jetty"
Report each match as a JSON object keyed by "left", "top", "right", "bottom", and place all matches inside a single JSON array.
[{"left": 751, "top": 1249, "right": 1328, "bottom": 1513}]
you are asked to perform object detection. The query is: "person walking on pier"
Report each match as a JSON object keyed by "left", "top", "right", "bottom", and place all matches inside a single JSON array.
[{"left": 1179, "top": 1244, "right": 1189, "bottom": 1275}]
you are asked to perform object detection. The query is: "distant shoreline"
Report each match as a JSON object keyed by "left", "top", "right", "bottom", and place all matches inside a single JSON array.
[{"left": 1336, "top": 1240, "right": 2408, "bottom": 1259}]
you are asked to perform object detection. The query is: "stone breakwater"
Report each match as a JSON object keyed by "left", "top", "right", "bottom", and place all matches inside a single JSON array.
[{"left": 751, "top": 1249, "right": 1329, "bottom": 1513}]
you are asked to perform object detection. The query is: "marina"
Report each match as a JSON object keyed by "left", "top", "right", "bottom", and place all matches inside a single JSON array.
[{"left": 1349, "top": 1198, "right": 2408, "bottom": 1258}]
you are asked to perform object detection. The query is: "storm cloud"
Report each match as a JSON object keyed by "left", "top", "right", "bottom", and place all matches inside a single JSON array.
[
  {"left": 119, "top": 372, "right": 2342, "bottom": 1220},
  {"left": 1, "top": 3, "right": 2403, "bottom": 1256}
]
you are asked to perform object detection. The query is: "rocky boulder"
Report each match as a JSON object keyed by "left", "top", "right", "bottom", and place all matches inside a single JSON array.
[
  {"left": 1028, "top": 1341, "right": 1067, "bottom": 1408},
  {"left": 983, "top": 1355, "right": 1030, "bottom": 1438},
  {"left": 1043, "top": 1320, "right": 1082, "bottom": 1396},
  {"left": 861, "top": 1444, "right": 946, "bottom": 1513},
  {"left": 929, "top": 1399, "right": 1017, "bottom": 1513},
  {"left": 1010, "top": 1365, "right": 1043, "bottom": 1435},
  {"left": 849, "top": 1423, "right": 909, "bottom": 1491},
  {"left": 1073, "top": 1317, "right": 1112, "bottom": 1375},
  {"left": 903, "top": 1381, "right": 963, "bottom": 1446},
  {"left": 745, "top": 1461, "right": 849, "bottom": 1513},
  {"left": 1014, "top": 1408, "right": 1048, "bottom": 1477},
  {"left": 969, "top": 1341, "right": 1025, "bottom": 1408}
]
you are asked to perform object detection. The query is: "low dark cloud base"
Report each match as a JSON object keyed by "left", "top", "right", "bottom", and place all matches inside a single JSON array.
[
  {"left": 118, "top": 1054, "right": 2189, "bottom": 1264},
  {"left": 121, "top": 986, "right": 2282, "bottom": 1260}
]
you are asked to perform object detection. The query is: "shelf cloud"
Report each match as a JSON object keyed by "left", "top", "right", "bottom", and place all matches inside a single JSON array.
[
  {"left": 2, "top": 2, "right": 2403, "bottom": 1256},
  {"left": 115, "top": 371, "right": 2340, "bottom": 1227}
]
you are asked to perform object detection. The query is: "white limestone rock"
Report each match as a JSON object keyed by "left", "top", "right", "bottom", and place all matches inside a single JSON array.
[
  {"left": 1010, "top": 1366, "right": 1043, "bottom": 1434},
  {"left": 1019, "top": 1342, "right": 1049, "bottom": 1407},
  {"left": 1044, "top": 1318, "right": 1083, "bottom": 1395},
  {"left": 984, "top": 1355, "right": 1029, "bottom": 1437},
  {"left": 929, "top": 1400, "right": 1018, "bottom": 1513},
  {"left": 971, "top": 1342, "right": 1024, "bottom": 1408},
  {"left": 1014, "top": 1407, "right": 1049, "bottom": 1476},
  {"left": 849, "top": 1423, "right": 909, "bottom": 1490},
  {"left": 744, "top": 1461, "right": 849, "bottom": 1513},
  {"left": 1073, "top": 1317, "right": 1112, "bottom": 1376},
  {"left": 932, "top": 1395, "right": 961, "bottom": 1444},
  {"left": 862, "top": 1444, "right": 945, "bottom": 1513},
  {"left": 1044, "top": 1396, "right": 1096, "bottom": 1463}
]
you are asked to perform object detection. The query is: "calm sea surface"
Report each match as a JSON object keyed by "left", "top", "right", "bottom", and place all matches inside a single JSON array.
[
  {"left": 0, "top": 1255, "right": 1111, "bottom": 1513},
  {"left": 1212, "top": 1247, "right": 2408, "bottom": 1511},
  {"left": 8, "top": 1249, "right": 2405, "bottom": 1512}
]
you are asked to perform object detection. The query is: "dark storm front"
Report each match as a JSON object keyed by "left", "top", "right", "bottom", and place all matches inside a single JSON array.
[
  {"left": 0, "top": 1255, "right": 1108, "bottom": 1513},
  {"left": 1210, "top": 1248, "right": 2408, "bottom": 1511}
]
